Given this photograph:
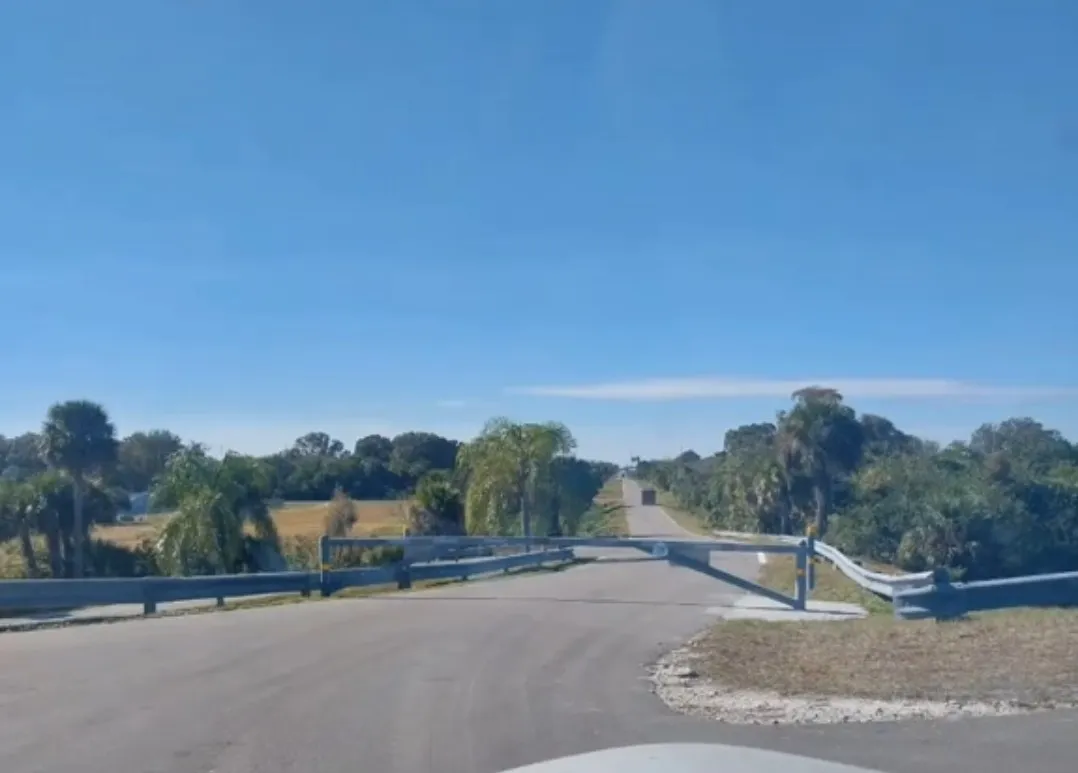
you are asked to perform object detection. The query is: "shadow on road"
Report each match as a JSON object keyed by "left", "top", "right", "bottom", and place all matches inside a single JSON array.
[{"left": 354, "top": 594, "right": 730, "bottom": 609}]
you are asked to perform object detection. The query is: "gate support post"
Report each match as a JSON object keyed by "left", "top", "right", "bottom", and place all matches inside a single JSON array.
[
  {"left": 794, "top": 540, "right": 809, "bottom": 610},
  {"left": 319, "top": 535, "right": 332, "bottom": 597}
]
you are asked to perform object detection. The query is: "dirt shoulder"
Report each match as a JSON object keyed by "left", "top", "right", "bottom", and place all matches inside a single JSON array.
[
  {"left": 650, "top": 553, "right": 1078, "bottom": 723},
  {"left": 687, "top": 609, "right": 1078, "bottom": 706}
]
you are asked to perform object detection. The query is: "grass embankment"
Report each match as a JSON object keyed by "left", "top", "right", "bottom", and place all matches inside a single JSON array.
[
  {"left": 689, "top": 553, "right": 1078, "bottom": 706},
  {"left": 578, "top": 478, "right": 629, "bottom": 536},
  {"left": 93, "top": 500, "right": 410, "bottom": 547}
]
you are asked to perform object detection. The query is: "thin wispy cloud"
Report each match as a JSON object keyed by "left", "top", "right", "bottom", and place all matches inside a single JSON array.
[
  {"left": 436, "top": 399, "right": 469, "bottom": 409},
  {"left": 509, "top": 377, "right": 1078, "bottom": 402}
]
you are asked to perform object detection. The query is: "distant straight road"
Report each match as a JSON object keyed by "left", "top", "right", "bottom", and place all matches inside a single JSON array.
[{"left": 1, "top": 480, "right": 1076, "bottom": 773}]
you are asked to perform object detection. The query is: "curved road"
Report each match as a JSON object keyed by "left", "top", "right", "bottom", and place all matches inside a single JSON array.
[{"left": 1, "top": 481, "right": 1075, "bottom": 773}]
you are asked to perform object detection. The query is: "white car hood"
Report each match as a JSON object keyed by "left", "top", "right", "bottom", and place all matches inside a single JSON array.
[{"left": 498, "top": 744, "right": 887, "bottom": 773}]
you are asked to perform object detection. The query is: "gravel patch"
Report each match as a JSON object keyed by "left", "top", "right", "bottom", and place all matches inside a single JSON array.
[{"left": 647, "top": 632, "right": 1062, "bottom": 725}]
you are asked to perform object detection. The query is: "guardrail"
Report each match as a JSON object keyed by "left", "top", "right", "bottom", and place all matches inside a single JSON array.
[
  {"left": 0, "top": 549, "right": 576, "bottom": 617},
  {"left": 330, "top": 534, "right": 815, "bottom": 610},
  {"left": 809, "top": 540, "right": 934, "bottom": 598},
  {"left": 892, "top": 568, "right": 1078, "bottom": 620},
  {"left": 639, "top": 481, "right": 1074, "bottom": 618},
  {"left": 709, "top": 529, "right": 934, "bottom": 599},
  {"left": 711, "top": 528, "right": 1078, "bottom": 620}
]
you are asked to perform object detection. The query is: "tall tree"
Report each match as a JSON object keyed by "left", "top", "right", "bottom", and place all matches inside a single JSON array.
[
  {"left": 353, "top": 434, "right": 393, "bottom": 463},
  {"left": 390, "top": 432, "right": 460, "bottom": 481},
  {"left": 39, "top": 400, "right": 119, "bottom": 577},
  {"left": 292, "top": 432, "right": 346, "bottom": 458},
  {"left": 457, "top": 418, "right": 575, "bottom": 536},
  {"left": 547, "top": 457, "right": 615, "bottom": 536},
  {"left": 0, "top": 432, "right": 47, "bottom": 481},
  {"left": 113, "top": 430, "right": 184, "bottom": 492},
  {"left": 775, "top": 388, "right": 863, "bottom": 536}
]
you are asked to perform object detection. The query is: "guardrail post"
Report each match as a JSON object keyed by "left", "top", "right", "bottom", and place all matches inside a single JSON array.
[
  {"left": 141, "top": 579, "right": 157, "bottom": 615},
  {"left": 794, "top": 541, "right": 809, "bottom": 611},
  {"left": 806, "top": 534, "right": 817, "bottom": 591},
  {"left": 396, "top": 562, "right": 412, "bottom": 590},
  {"left": 931, "top": 567, "right": 964, "bottom": 621},
  {"left": 319, "top": 535, "right": 332, "bottom": 597}
]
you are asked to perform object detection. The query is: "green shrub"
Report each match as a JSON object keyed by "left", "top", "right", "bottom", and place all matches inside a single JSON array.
[{"left": 86, "top": 537, "right": 160, "bottom": 577}]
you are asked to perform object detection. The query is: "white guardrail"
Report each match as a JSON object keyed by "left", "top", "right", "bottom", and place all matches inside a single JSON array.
[{"left": 712, "top": 529, "right": 935, "bottom": 599}]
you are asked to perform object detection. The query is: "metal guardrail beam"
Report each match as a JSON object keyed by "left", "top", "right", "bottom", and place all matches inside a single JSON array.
[
  {"left": 0, "top": 550, "right": 577, "bottom": 617},
  {"left": 709, "top": 528, "right": 935, "bottom": 600},
  {"left": 326, "top": 535, "right": 805, "bottom": 555},
  {"left": 706, "top": 528, "right": 1077, "bottom": 620},
  {"left": 893, "top": 569, "right": 1078, "bottom": 620},
  {"left": 7, "top": 524, "right": 1071, "bottom": 622},
  {"left": 325, "top": 536, "right": 811, "bottom": 610}
]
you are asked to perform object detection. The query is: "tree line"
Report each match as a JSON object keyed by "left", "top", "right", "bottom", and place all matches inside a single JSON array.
[
  {"left": 0, "top": 401, "right": 617, "bottom": 579},
  {"left": 633, "top": 387, "right": 1078, "bottom": 582},
  {"left": 2, "top": 424, "right": 464, "bottom": 502}
]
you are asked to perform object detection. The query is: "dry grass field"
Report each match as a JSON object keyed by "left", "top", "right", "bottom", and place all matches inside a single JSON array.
[{"left": 93, "top": 500, "right": 413, "bottom": 547}]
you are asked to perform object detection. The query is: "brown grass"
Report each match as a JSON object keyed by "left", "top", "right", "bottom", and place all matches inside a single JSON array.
[
  {"left": 689, "top": 609, "right": 1078, "bottom": 706},
  {"left": 758, "top": 554, "right": 894, "bottom": 616},
  {"left": 93, "top": 500, "right": 412, "bottom": 547},
  {"left": 691, "top": 550, "right": 1078, "bottom": 706}
]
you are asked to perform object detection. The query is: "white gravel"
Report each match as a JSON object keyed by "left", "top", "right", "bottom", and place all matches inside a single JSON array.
[{"left": 647, "top": 635, "right": 1042, "bottom": 725}]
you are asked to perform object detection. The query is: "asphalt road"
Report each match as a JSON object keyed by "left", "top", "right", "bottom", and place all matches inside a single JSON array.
[{"left": 2, "top": 481, "right": 1075, "bottom": 773}]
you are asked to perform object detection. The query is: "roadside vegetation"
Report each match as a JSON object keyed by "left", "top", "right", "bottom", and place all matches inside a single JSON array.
[
  {"left": 0, "top": 402, "right": 617, "bottom": 580},
  {"left": 675, "top": 543, "right": 1078, "bottom": 706},
  {"left": 576, "top": 478, "right": 629, "bottom": 536},
  {"left": 687, "top": 605, "right": 1078, "bottom": 706},
  {"left": 634, "top": 386, "right": 1078, "bottom": 582}
]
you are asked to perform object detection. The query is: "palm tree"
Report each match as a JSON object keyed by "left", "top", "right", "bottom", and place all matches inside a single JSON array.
[
  {"left": 39, "top": 401, "right": 118, "bottom": 577},
  {"left": 457, "top": 418, "right": 575, "bottom": 536},
  {"left": 152, "top": 447, "right": 280, "bottom": 575},
  {"left": 776, "top": 387, "right": 864, "bottom": 536}
]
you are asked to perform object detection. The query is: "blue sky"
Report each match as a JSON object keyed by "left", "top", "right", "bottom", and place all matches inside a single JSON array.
[{"left": 1, "top": 1, "right": 1076, "bottom": 462}]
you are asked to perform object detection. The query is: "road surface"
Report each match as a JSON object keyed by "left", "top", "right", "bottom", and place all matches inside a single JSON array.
[{"left": 1, "top": 480, "right": 1075, "bottom": 773}]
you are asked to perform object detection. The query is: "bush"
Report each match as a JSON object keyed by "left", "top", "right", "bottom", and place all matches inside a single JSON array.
[
  {"left": 280, "top": 535, "right": 321, "bottom": 570},
  {"left": 408, "top": 471, "right": 464, "bottom": 536},
  {"left": 324, "top": 487, "right": 358, "bottom": 537},
  {"left": 0, "top": 537, "right": 48, "bottom": 579},
  {"left": 279, "top": 534, "right": 403, "bottom": 570},
  {"left": 0, "top": 535, "right": 161, "bottom": 579},
  {"left": 86, "top": 537, "right": 160, "bottom": 577}
]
